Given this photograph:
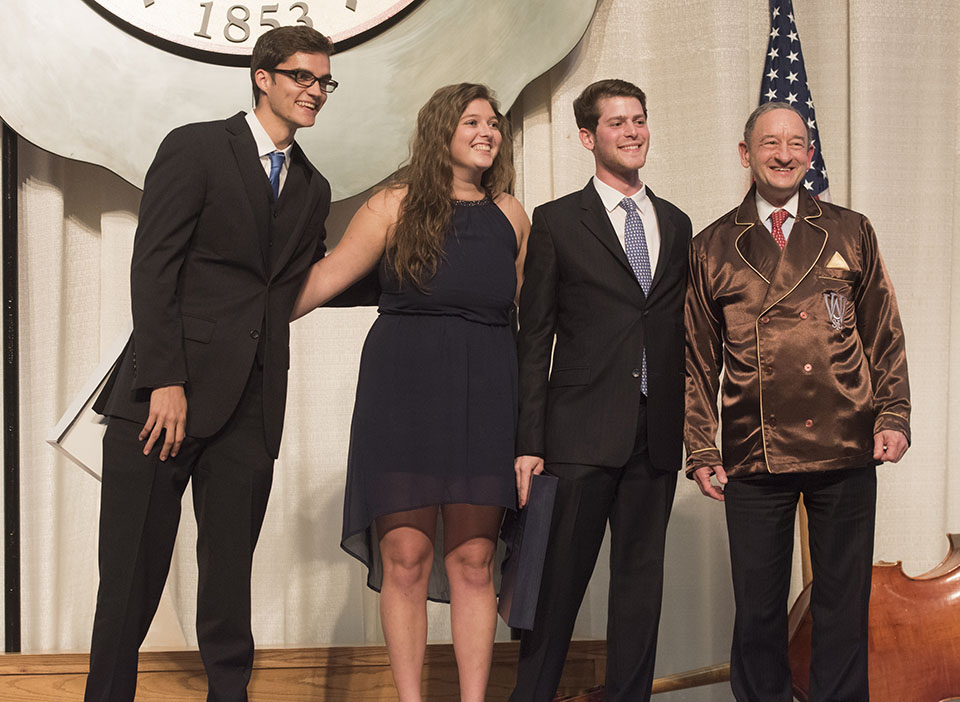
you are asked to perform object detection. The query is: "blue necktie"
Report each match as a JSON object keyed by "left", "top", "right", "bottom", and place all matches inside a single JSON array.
[
  {"left": 268, "top": 151, "right": 285, "bottom": 200},
  {"left": 619, "top": 197, "right": 652, "bottom": 394}
]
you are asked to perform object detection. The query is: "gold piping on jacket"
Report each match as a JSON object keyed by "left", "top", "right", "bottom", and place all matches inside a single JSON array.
[
  {"left": 734, "top": 222, "right": 770, "bottom": 285},
  {"left": 753, "top": 196, "right": 828, "bottom": 472},
  {"left": 760, "top": 199, "right": 827, "bottom": 317}
]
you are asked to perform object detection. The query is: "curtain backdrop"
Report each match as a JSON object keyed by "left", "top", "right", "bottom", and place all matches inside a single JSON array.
[{"left": 4, "top": 1, "right": 958, "bottom": 699}]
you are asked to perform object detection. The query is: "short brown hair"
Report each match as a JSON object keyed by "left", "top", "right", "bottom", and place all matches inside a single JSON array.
[
  {"left": 250, "top": 26, "right": 334, "bottom": 105},
  {"left": 573, "top": 79, "right": 648, "bottom": 132}
]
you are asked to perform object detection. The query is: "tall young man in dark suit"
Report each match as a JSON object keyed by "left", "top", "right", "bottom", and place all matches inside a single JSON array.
[
  {"left": 512, "top": 80, "right": 691, "bottom": 702},
  {"left": 85, "top": 26, "right": 337, "bottom": 702}
]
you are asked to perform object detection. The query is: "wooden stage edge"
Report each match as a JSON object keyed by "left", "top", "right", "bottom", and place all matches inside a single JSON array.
[{"left": 0, "top": 640, "right": 606, "bottom": 701}]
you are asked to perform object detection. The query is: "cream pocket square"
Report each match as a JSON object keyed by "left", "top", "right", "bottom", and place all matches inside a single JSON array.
[{"left": 825, "top": 251, "right": 850, "bottom": 270}]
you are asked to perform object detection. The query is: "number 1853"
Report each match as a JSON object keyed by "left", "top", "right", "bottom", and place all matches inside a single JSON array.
[{"left": 194, "top": 2, "right": 316, "bottom": 44}]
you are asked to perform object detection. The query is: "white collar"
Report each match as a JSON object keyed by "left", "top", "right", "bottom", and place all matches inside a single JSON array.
[
  {"left": 245, "top": 111, "right": 294, "bottom": 161},
  {"left": 755, "top": 189, "right": 800, "bottom": 224},
  {"left": 592, "top": 175, "right": 649, "bottom": 214}
]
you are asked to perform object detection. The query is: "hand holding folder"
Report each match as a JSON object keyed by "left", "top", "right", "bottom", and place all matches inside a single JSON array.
[{"left": 498, "top": 472, "right": 559, "bottom": 630}]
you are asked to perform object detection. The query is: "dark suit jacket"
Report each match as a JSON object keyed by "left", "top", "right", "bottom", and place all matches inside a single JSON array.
[
  {"left": 94, "top": 112, "right": 330, "bottom": 458},
  {"left": 516, "top": 181, "right": 691, "bottom": 472}
]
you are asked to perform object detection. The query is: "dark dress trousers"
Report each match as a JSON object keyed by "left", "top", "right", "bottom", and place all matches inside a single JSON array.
[
  {"left": 85, "top": 112, "right": 329, "bottom": 702},
  {"left": 512, "top": 182, "right": 691, "bottom": 702}
]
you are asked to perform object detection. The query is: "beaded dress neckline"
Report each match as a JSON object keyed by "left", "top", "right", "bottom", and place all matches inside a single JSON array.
[{"left": 451, "top": 194, "right": 491, "bottom": 207}]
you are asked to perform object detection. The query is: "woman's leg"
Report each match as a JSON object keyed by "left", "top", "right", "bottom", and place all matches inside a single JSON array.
[
  {"left": 377, "top": 507, "right": 439, "bottom": 702},
  {"left": 442, "top": 504, "right": 505, "bottom": 702}
]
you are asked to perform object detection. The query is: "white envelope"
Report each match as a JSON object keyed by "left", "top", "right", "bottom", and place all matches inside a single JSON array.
[{"left": 46, "top": 327, "right": 131, "bottom": 480}]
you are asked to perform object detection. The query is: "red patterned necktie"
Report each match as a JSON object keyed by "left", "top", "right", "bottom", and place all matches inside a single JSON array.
[{"left": 770, "top": 208, "right": 788, "bottom": 249}]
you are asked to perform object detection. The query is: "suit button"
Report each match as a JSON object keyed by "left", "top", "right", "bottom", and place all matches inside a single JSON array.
[
  {"left": 799, "top": 311, "right": 808, "bottom": 320},
  {"left": 805, "top": 419, "right": 814, "bottom": 428},
  {"left": 250, "top": 330, "right": 260, "bottom": 339},
  {"left": 273, "top": 210, "right": 280, "bottom": 218},
  {"left": 631, "top": 368, "right": 641, "bottom": 378},
  {"left": 761, "top": 315, "right": 770, "bottom": 324},
  {"left": 803, "top": 363, "right": 812, "bottom": 372}
]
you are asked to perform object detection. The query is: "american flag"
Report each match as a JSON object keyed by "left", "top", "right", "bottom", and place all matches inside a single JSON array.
[{"left": 759, "top": 0, "right": 830, "bottom": 200}]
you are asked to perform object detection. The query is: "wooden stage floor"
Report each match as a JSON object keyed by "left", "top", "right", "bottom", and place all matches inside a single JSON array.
[{"left": 0, "top": 640, "right": 606, "bottom": 701}]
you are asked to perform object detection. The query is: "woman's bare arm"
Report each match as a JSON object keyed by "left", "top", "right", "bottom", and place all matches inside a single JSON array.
[
  {"left": 495, "top": 192, "right": 531, "bottom": 305},
  {"left": 291, "top": 187, "right": 403, "bottom": 320}
]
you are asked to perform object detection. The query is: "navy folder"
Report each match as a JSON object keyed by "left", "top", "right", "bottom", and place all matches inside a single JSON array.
[{"left": 498, "top": 472, "right": 559, "bottom": 630}]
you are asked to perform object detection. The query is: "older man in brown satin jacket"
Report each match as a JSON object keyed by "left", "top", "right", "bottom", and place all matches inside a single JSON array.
[{"left": 684, "top": 102, "right": 910, "bottom": 702}]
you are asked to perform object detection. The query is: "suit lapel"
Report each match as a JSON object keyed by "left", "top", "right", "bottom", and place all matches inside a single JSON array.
[
  {"left": 734, "top": 186, "right": 828, "bottom": 313},
  {"left": 226, "top": 112, "right": 271, "bottom": 271},
  {"left": 270, "top": 143, "right": 316, "bottom": 277},
  {"left": 734, "top": 192, "right": 781, "bottom": 284},
  {"left": 646, "top": 187, "right": 673, "bottom": 298},
  {"left": 578, "top": 182, "right": 636, "bottom": 282},
  {"left": 760, "top": 189, "right": 827, "bottom": 312}
]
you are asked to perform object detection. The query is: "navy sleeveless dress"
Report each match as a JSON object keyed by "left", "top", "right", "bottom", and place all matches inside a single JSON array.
[{"left": 341, "top": 196, "right": 518, "bottom": 602}]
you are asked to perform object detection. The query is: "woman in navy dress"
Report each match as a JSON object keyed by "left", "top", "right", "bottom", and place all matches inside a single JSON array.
[{"left": 293, "top": 83, "right": 530, "bottom": 702}]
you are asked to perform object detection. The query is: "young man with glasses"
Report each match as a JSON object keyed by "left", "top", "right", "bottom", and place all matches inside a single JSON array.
[{"left": 85, "top": 25, "right": 336, "bottom": 702}]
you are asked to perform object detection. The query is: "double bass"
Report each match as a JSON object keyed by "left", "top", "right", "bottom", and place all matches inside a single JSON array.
[
  {"left": 788, "top": 533, "right": 960, "bottom": 701},
  {"left": 556, "top": 534, "right": 960, "bottom": 700}
]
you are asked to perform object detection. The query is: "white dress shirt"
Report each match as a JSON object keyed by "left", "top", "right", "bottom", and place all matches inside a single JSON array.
[
  {"left": 592, "top": 175, "right": 661, "bottom": 276},
  {"left": 756, "top": 189, "right": 800, "bottom": 241},
  {"left": 245, "top": 111, "right": 294, "bottom": 195}
]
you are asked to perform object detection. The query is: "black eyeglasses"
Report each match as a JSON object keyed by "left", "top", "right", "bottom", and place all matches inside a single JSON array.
[{"left": 269, "top": 68, "right": 338, "bottom": 94}]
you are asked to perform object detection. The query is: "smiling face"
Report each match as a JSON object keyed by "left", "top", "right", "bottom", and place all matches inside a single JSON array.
[
  {"left": 449, "top": 98, "right": 502, "bottom": 178},
  {"left": 579, "top": 95, "right": 649, "bottom": 191},
  {"left": 739, "top": 107, "right": 814, "bottom": 206},
  {"left": 254, "top": 51, "right": 330, "bottom": 145}
]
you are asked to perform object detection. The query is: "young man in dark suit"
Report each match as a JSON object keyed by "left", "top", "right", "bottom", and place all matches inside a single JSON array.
[
  {"left": 85, "top": 25, "right": 337, "bottom": 702},
  {"left": 511, "top": 79, "right": 691, "bottom": 702}
]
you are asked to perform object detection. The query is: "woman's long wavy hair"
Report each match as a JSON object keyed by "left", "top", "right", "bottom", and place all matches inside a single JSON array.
[{"left": 386, "top": 83, "right": 515, "bottom": 290}]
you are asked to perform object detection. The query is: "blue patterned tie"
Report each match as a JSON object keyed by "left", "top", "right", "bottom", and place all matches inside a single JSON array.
[
  {"left": 619, "top": 196, "right": 652, "bottom": 394},
  {"left": 268, "top": 151, "right": 285, "bottom": 200}
]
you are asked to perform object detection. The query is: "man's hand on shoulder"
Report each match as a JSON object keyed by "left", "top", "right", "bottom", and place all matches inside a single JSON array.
[
  {"left": 693, "top": 464, "right": 728, "bottom": 502},
  {"left": 514, "top": 455, "right": 545, "bottom": 509},
  {"left": 873, "top": 430, "right": 909, "bottom": 463},
  {"left": 140, "top": 385, "right": 187, "bottom": 460}
]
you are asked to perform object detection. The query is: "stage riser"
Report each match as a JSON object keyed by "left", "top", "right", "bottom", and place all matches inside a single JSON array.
[{"left": 0, "top": 641, "right": 606, "bottom": 701}]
